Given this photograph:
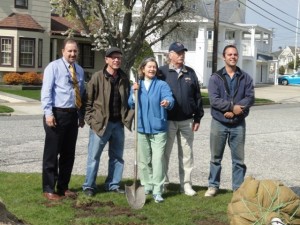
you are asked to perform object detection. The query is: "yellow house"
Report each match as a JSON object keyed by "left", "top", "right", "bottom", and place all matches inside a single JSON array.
[{"left": 0, "top": 0, "right": 103, "bottom": 82}]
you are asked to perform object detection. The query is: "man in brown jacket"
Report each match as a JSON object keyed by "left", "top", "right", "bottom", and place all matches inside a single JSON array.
[{"left": 82, "top": 47, "right": 133, "bottom": 197}]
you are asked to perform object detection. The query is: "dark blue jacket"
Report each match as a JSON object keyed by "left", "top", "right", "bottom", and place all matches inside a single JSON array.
[
  {"left": 208, "top": 66, "right": 255, "bottom": 124},
  {"left": 159, "top": 64, "right": 204, "bottom": 123}
]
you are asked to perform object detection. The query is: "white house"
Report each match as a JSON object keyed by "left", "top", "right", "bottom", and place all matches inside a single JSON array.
[
  {"left": 275, "top": 46, "right": 300, "bottom": 74},
  {"left": 150, "top": 0, "right": 275, "bottom": 87}
]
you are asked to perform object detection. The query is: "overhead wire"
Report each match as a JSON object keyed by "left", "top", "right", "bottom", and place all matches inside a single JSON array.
[
  {"left": 247, "top": 0, "right": 298, "bottom": 29},
  {"left": 261, "top": 0, "right": 300, "bottom": 22},
  {"left": 237, "top": 0, "right": 300, "bottom": 35}
]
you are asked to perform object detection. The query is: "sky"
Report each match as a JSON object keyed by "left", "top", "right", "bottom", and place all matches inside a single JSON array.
[{"left": 245, "top": 0, "right": 300, "bottom": 52}]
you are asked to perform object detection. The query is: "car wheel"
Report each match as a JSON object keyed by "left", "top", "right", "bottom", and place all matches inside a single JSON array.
[{"left": 281, "top": 80, "right": 288, "bottom": 85}]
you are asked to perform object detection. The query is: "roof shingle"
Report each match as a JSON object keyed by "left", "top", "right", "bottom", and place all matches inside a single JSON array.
[{"left": 0, "top": 13, "right": 44, "bottom": 31}]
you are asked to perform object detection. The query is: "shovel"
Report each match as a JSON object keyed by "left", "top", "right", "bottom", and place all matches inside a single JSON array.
[{"left": 125, "top": 79, "right": 146, "bottom": 210}]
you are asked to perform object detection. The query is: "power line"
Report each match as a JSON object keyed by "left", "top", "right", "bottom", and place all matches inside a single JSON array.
[
  {"left": 248, "top": 0, "right": 298, "bottom": 29},
  {"left": 238, "top": 0, "right": 300, "bottom": 35},
  {"left": 261, "top": 0, "right": 300, "bottom": 22}
]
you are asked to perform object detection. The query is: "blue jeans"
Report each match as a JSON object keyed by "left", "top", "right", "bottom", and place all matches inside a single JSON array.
[
  {"left": 208, "top": 118, "right": 246, "bottom": 191},
  {"left": 82, "top": 121, "right": 125, "bottom": 191}
]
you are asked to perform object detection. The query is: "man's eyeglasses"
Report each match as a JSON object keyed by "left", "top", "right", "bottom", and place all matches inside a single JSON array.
[{"left": 107, "top": 56, "right": 122, "bottom": 61}]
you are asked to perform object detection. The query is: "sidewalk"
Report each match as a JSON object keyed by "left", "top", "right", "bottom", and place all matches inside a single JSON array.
[
  {"left": 0, "top": 91, "right": 42, "bottom": 116},
  {"left": 0, "top": 84, "right": 300, "bottom": 116}
]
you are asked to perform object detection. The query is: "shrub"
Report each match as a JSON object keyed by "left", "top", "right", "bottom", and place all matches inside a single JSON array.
[
  {"left": 2, "top": 73, "right": 22, "bottom": 85},
  {"left": 278, "top": 66, "right": 285, "bottom": 75},
  {"left": 22, "top": 72, "right": 43, "bottom": 85},
  {"left": 2, "top": 72, "right": 43, "bottom": 85}
]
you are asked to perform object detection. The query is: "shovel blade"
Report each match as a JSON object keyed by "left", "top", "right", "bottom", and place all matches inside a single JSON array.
[{"left": 125, "top": 184, "right": 146, "bottom": 209}]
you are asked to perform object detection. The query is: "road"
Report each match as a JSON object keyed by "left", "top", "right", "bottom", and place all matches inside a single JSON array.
[{"left": 0, "top": 103, "right": 299, "bottom": 195}]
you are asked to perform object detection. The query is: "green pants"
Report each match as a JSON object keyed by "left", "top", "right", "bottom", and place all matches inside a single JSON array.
[{"left": 138, "top": 132, "right": 167, "bottom": 195}]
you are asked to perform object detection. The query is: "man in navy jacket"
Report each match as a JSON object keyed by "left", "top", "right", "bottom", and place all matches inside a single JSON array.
[
  {"left": 205, "top": 45, "right": 255, "bottom": 197},
  {"left": 159, "top": 42, "right": 204, "bottom": 196}
]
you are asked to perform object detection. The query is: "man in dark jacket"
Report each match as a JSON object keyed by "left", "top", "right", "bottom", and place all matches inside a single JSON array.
[
  {"left": 205, "top": 45, "right": 255, "bottom": 197},
  {"left": 159, "top": 42, "right": 204, "bottom": 196},
  {"left": 82, "top": 47, "right": 133, "bottom": 197}
]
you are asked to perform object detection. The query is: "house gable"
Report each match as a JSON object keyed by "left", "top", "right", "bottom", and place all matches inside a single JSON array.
[{"left": 0, "top": 13, "right": 44, "bottom": 32}]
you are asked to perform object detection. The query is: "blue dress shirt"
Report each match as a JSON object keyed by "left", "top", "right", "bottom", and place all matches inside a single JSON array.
[{"left": 41, "top": 57, "right": 85, "bottom": 116}]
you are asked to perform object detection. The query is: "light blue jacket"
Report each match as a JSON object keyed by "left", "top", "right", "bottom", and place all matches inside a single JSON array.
[{"left": 128, "top": 77, "right": 174, "bottom": 134}]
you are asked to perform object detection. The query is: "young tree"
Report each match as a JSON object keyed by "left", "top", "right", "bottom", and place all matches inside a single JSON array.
[
  {"left": 278, "top": 65, "right": 285, "bottom": 75},
  {"left": 288, "top": 55, "right": 300, "bottom": 71},
  {"left": 51, "top": 0, "right": 197, "bottom": 73}
]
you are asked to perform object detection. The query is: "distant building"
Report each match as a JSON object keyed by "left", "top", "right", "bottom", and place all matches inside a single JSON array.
[
  {"left": 0, "top": 0, "right": 103, "bottom": 81},
  {"left": 273, "top": 46, "right": 300, "bottom": 74}
]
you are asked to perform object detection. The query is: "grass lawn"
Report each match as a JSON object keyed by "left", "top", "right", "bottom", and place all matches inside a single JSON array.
[
  {"left": 0, "top": 105, "right": 14, "bottom": 113},
  {"left": 0, "top": 88, "right": 41, "bottom": 101},
  {"left": 0, "top": 172, "right": 231, "bottom": 225}
]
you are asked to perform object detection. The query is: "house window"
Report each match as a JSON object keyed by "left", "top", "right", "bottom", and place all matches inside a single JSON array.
[
  {"left": 157, "top": 54, "right": 164, "bottom": 67},
  {"left": 19, "top": 38, "right": 35, "bottom": 67},
  {"left": 15, "top": 0, "right": 28, "bottom": 9},
  {"left": 79, "top": 44, "right": 94, "bottom": 68},
  {"left": 207, "top": 61, "right": 212, "bottom": 68},
  {"left": 38, "top": 39, "right": 43, "bottom": 67},
  {"left": 0, "top": 37, "right": 14, "bottom": 66},
  {"left": 207, "top": 31, "right": 213, "bottom": 40}
]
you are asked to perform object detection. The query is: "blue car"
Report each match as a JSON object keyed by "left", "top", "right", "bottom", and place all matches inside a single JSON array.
[{"left": 278, "top": 72, "right": 300, "bottom": 85}]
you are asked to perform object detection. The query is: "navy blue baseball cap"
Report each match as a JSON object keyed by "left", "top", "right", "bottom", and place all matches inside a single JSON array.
[{"left": 169, "top": 42, "right": 188, "bottom": 52}]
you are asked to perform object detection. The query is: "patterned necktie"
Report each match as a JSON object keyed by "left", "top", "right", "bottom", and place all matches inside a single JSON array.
[{"left": 69, "top": 64, "right": 82, "bottom": 109}]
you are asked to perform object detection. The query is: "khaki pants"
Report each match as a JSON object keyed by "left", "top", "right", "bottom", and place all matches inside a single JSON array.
[{"left": 164, "top": 119, "right": 194, "bottom": 187}]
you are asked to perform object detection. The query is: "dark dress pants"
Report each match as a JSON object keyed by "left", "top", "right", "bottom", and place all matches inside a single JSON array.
[{"left": 42, "top": 111, "right": 78, "bottom": 193}]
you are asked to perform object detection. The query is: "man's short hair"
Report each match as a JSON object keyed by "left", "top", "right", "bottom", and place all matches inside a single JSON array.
[{"left": 223, "top": 45, "right": 238, "bottom": 56}]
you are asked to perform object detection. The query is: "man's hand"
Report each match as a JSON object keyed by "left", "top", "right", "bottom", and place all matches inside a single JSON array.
[
  {"left": 46, "top": 115, "right": 57, "bottom": 127},
  {"left": 233, "top": 105, "right": 244, "bottom": 115},
  {"left": 192, "top": 122, "right": 200, "bottom": 132},
  {"left": 224, "top": 112, "right": 234, "bottom": 118}
]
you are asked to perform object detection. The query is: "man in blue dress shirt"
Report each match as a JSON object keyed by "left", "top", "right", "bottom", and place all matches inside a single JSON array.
[{"left": 41, "top": 38, "right": 86, "bottom": 200}]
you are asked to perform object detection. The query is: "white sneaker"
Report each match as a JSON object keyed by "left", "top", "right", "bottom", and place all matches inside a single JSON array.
[
  {"left": 181, "top": 184, "right": 197, "bottom": 196},
  {"left": 204, "top": 187, "right": 218, "bottom": 197},
  {"left": 153, "top": 194, "right": 164, "bottom": 203}
]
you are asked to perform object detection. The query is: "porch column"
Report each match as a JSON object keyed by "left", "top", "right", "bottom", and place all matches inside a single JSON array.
[{"left": 52, "top": 39, "right": 57, "bottom": 61}]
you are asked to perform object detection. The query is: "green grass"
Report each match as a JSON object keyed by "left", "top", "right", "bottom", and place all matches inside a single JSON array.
[
  {"left": 0, "top": 172, "right": 231, "bottom": 225},
  {"left": 0, "top": 88, "right": 40, "bottom": 101},
  {"left": 0, "top": 105, "right": 14, "bottom": 113}
]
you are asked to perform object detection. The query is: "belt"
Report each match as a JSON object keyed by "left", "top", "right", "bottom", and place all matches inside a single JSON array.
[{"left": 53, "top": 107, "right": 77, "bottom": 113}]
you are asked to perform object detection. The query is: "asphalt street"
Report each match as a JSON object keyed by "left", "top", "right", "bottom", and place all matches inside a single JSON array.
[{"left": 0, "top": 85, "right": 299, "bottom": 196}]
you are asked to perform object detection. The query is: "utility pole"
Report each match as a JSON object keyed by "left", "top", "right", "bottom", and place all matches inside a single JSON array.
[
  {"left": 212, "top": 0, "right": 220, "bottom": 73},
  {"left": 294, "top": 0, "right": 300, "bottom": 71}
]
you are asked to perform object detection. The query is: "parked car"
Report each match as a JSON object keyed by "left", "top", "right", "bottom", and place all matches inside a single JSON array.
[{"left": 278, "top": 72, "right": 300, "bottom": 85}]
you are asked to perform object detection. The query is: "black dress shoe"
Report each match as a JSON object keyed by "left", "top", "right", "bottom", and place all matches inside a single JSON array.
[
  {"left": 83, "top": 188, "right": 95, "bottom": 197},
  {"left": 111, "top": 188, "right": 125, "bottom": 194}
]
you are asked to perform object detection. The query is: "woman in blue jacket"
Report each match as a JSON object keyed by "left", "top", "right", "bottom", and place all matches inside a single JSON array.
[{"left": 128, "top": 57, "right": 174, "bottom": 203}]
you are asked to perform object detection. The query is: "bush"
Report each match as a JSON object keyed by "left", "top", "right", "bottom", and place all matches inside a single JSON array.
[
  {"left": 278, "top": 66, "right": 285, "bottom": 75},
  {"left": 2, "top": 73, "right": 22, "bottom": 85},
  {"left": 22, "top": 72, "right": 43, "bottom": 85},
  {"left": 2, "top": 72, "right": 43, "bottom": 85}
]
